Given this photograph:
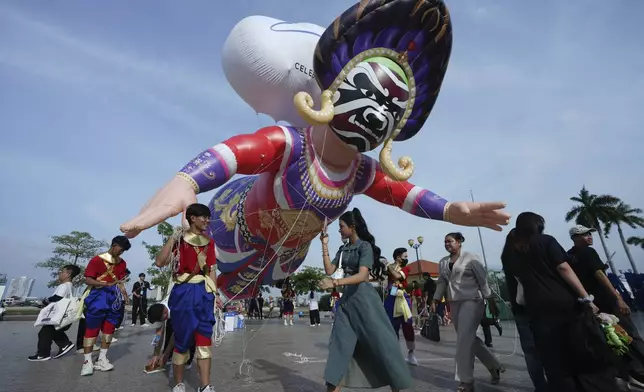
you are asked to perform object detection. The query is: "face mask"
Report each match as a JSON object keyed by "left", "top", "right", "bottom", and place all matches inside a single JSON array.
[{"left": 400, "top": 258, "right": 408, "bottom": 265}]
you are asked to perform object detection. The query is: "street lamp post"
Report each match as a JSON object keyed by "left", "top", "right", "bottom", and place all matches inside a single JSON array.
[{"left": 408, "top": 236, "right": 424, "bottom": 280}]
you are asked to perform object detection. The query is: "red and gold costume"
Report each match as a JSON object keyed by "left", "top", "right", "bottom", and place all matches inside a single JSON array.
[
  {"left": 384, "top": 264, "right": 415, "bottom": 347},
  {"left": 82, "top": 253, "right": 127, "bottom": 347},
  {"left": 168, "top": 232, "right": 217, "bottom": 364}
]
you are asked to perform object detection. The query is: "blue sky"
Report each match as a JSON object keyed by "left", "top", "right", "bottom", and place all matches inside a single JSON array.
[{"left": 1, "top": 0, "right": 643, "bottom": 297}]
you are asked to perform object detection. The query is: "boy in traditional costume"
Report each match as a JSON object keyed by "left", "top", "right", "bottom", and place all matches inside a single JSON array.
[
  {"left": 80, "top": 235, "right": 131, "bottom": 376},
  {"left": 155, "top": 203, "right": 217, "bottom": 392}
]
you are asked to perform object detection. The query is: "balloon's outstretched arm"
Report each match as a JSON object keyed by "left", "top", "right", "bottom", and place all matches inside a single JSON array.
[
  {"left": 178, "top": 126, "right": 286, "bottom": 194},
  {"left": 363, "top": 163, "right": 449, "bottom": 221}
]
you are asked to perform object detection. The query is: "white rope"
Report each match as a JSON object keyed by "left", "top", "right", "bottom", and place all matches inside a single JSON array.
[{"left": 213, "top": 307, "right": 226, "bottom": 347}]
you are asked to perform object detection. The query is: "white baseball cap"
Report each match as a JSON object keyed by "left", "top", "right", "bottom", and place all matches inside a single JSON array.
[{"left": 569, "top": 225, "right": 597, "bottom": 237}]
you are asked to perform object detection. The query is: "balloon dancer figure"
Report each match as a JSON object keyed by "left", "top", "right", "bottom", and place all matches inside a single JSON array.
[{"left": 120, "top": 0, "right": 510, "bottom": 301}]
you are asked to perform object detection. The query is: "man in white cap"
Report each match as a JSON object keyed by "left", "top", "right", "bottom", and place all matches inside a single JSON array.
[{"left": 567, "top": 224, "right": 644, "bottom": 388}]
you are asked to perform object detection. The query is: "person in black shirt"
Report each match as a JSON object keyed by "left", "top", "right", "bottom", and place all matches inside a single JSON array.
[
  {"left": 568, "top": 225, "right": 644, "bottom": 388},
  {"left": 115, "top": 269, "right": 131, "bottom": 330},
  {"left": 422, "top": 273, "right": 436, "bottom": 301},
  {"left": 501, "top": 229, "right": 547, "bottom": 392},
  {"left": 257, "top": 293, "right": 264, "bottom": 320},
  {"left": 132, "top": 273, "right": 151, "bottom": 326},
  {"left": 502, "top": 212, "right": 616, "bottom": 392}
]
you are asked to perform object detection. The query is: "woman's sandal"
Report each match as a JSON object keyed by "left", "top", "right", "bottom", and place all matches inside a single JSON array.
[
  {"left": 490, "top": 366, "right": 506, "bottom": 385},
  {"left": 456, "top": 382, "right": 474, "bottom": 392}
]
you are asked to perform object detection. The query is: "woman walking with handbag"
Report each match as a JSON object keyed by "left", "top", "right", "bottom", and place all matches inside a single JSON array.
[
  {"left": 432, "top": 232, "right": 504, "bottom": 392},
  {"left": 28, "top": 265, "right": 80, "bottom": 361},
  {"left": 319, "top": 208, "right": 412, "bottom": 391}
]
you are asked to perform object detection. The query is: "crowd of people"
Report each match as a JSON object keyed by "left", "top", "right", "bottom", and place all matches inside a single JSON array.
[
  {"left": 26, "top": 204, "right": 643, "bottom": 392},
  {"left": 313, "top": 208, "right": 644, "bottom": 392}
]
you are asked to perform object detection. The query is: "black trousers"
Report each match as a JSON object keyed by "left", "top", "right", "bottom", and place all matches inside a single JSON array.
[
  {"left": 38, "top": 325, "right": 71, "bottom": 357},
  {"left": 257, "top": 301, "right": 264, "bottom": 319},
  {"left": 481, "top": 323, "right": 493, "bottom": 347},
  {"left": 164, "top": 318, "right": 195, "bottom": 365},
  {"left": 76, "top": 316, "right": 86, "bottom": 350},
  {"left": 309, "top": 309, "right": 320, "bottom": 325},
  {"left": 115, "top": 305, "right": 126, "bottom": 329},
  {"left": 132, "top": 297, "right": 147, "bottom": 325}
]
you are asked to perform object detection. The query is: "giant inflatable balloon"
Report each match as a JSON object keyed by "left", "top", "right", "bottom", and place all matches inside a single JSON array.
[
  {"left": 221, "top": 16, "right": 324, "bottom": 127},
  {"left": 121, "top": 0, "right": 510, "bottom": 300}
]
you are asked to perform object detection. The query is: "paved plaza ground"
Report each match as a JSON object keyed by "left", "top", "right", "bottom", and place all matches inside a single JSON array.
[{"left": 0, "top": 315, "right": 541, "bottom": 392}]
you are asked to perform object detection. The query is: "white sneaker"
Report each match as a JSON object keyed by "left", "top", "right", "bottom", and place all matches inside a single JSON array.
[
  {"left": 316, "top": 323, "right": 320, "bottom": 326},
  {"left": 406, "top": 352, "right": 418, "bottom": 366},
  {"left": 142, "top": 323, "right": 150, "bottom": 327},
  {"left": 185, "top": 362, "right": 193, "bottom": 370},
  {"left": 284, "top": 320, "right": 288, "bottom": 326},
  {"left": 172, "top": 383, "right": 186, "bottom": 392},
  {"left": 131, "top": 323, "right": 136, "bottom": 327},
  {"left": 80, "top": 360, "right": 94, "bottom": 376},
  {"left": 289, "top": 320, "right": 293, "bottom": 326},
  {"left": 198, "top": 385, "right": 214, "bottom": 392},
  {"left": 111, "top": 337, "right": 118, "bottom": 343},
  {"left": 93, "top": 357, "right": 115, "bottom": 372}
]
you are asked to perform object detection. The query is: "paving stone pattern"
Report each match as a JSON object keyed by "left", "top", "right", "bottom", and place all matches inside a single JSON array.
[{"left": 1, "top": 317, "right": 539, "bottom": 392}]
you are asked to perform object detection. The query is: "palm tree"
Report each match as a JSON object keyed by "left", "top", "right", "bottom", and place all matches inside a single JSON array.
[
  {"left": 604, "top": 203, "right": 644, "bottom": 274},
  {"left": 565, "top": 186, "right": 620, "bottom": 274},
  {"left": 627, "top": 236, "right": 644, "bottom": 250}
]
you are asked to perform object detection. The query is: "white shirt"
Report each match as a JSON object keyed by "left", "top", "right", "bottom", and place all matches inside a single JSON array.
[
  {"left": 308, "top": 294, "right": 319, "bottom": 310},
  {"left": 53, "top": 282, "right": 73, "bottom": 299},
  {"left": 151, "top": 297, "right": 170, "bottom": 329}
]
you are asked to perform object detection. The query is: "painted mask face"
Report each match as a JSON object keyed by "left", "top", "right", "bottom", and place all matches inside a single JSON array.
[{"left": 330, "top": 57, "right": 409, "bottom": 152}]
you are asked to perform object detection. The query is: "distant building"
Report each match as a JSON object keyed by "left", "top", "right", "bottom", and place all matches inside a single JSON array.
[{"left": 6, "top": 276, "right": 35, "bottom": 299}]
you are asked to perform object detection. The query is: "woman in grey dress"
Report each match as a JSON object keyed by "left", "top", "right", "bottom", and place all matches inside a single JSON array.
[{"left": 319, "top": 208, "right": 412, "bottom": 392}]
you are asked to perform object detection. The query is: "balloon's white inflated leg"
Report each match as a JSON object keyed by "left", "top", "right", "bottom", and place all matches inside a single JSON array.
[{"left": 221, "top": 16, "right": 324, "bottom": 127}]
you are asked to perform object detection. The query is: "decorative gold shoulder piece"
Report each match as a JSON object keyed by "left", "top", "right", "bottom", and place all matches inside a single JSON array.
[
  {"left": 98, "top": 252, "right": 120, "bottom": 264},
  {"left": 183, "top": 232, "right": 211, "bottom": 247}
]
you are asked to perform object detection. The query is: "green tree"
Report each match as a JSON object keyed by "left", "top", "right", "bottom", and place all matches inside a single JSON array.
[
  {"left": 604, "top": 202, "right": 644, "bottom": 274},
  {"left": 319, "top": 293, "right": 332, "bottom": 311},
  {"left": 288, "top": 266, "right": 327, "bottom": 295},
  {"left": 565, "top": 186, "right": 620, "bottom": 274},
  {"left": 36, "top": 231, "right": 108, "bottom": 288},
  {"left": 627, "top": 236, "right": 644, "bottom": 251},
  {"left": 142, "top": 222, "right": 175, "bottom": 298}
]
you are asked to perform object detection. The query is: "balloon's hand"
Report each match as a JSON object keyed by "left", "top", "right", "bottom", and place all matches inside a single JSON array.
[
  {"left": 120, "top": 176, "right": 198, "bottom": 238},
  {"left": 446, "top": 202, "right": 511, "bottom": 232}
]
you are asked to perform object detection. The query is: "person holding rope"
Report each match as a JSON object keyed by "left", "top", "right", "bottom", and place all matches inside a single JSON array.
[
  {"left": 145, "top": 295, "right": 197, "bottom": 373},
  {"left": 155, "top": 203, "right": 218, "bottom": 392},
  {"left": 79, "top": 235, "right": 131, "bottom": 376},
  {"left": 319, "top": 209, "right": 412, "bottom": 391}
]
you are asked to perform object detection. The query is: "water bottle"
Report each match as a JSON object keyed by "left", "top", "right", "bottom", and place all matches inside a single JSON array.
[{"left": 151, "top": 334, "right": 161, "bottom": 346}]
